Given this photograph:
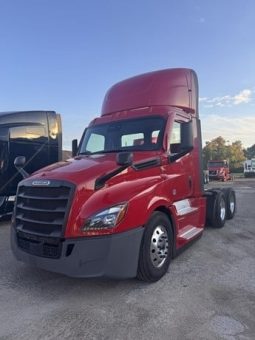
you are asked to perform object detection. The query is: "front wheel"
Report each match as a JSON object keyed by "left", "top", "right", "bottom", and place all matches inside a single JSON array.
[{"left": 137, "top": 212, "right": 173, "bottom": 282}]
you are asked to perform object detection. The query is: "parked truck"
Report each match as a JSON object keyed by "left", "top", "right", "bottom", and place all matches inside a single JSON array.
[
  {"left": 207, "top": 160, "right": 231, "bottom": 181},
  {"left": 0, "top": 111, "right": 62, "bottom": 218},
  {"left": 244, "top": 159, "right": 255, "bottom": 177},
  {"left": 11, "top": 69, "right": 236, "bottom": 282}
]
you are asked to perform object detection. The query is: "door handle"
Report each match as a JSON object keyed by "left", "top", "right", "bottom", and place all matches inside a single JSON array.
[{"left": 188, "top": 176, "right": 192, "bottom": 189}]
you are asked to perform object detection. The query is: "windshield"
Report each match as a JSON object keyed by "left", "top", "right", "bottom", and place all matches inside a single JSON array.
[
  {"left": 208, "top": 161, "right": 226, "bottom": 168},
  {"left": 79, "top": 116, "right": 165, "bottom": 155},
  {"left": 0, "top": 128, "right": 9, "bottom": 173},
  {"left": 0, "top": 127, "right": 8, "bottom": 141}
]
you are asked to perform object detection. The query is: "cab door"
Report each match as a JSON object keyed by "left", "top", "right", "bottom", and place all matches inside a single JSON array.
[
  {"left": 162, "top": 114, "right": 204, "bottom": 245},
  {"left": 163, "top": 119, "right": 195, "bottom": 201}
]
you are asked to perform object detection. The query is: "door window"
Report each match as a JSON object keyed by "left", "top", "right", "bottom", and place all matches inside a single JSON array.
[{"left": 170, "top": 122, "right": 181, "bottom": 154}]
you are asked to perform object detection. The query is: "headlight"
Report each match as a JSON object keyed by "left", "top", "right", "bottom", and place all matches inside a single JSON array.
[{"left": 82, "top": 203, "right": 127, "bottom": 231}]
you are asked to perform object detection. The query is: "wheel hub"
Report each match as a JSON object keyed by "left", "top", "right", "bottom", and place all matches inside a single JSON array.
[
  {"left": 150, "top": 225, "right": 169, "bottom": 268},
  {"left": 229, "top": 195, "right": 235, "bottom": 214},
  {"left": 220, "top": 198, "right": 226, "bottom": 221}
]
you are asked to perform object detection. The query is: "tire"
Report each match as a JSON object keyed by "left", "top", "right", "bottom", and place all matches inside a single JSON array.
[
  {"left": 137, "top": 212, "right": 173, "bottom": 282},
  {"left": 222, "top": 188, "right": 236, "bottom": 219},
  {"left": 203, "top": 172, "right": 209, "bottom": 184},
  {"left": 208, "top": 191, "right": 226, "bottom": 228}
]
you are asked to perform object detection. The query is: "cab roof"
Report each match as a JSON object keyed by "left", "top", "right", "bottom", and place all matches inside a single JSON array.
[{"left": 101, "top": 68, "right": 198, "bottom": 117}]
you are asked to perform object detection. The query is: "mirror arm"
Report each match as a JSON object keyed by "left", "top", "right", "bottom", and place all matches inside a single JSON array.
[
  {"left": 14, "top": 156, "right": 29, "bottom": 179},
  {"left": 16, "top": 167, "right": 29, "bottom": 179}
]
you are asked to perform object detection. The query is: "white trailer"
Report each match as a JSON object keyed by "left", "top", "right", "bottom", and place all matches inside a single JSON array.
[{"left": 244, "top": 159, "right": 255, "bottom": 177}]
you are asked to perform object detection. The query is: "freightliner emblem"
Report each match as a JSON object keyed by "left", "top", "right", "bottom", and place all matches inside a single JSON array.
[{"left": 32, "top": 180, "right": 51, "bottom": 186}]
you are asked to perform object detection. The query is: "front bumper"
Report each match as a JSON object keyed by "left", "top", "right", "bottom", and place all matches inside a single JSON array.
[
  {"left": 209, "top": 174, "right": 224, "bottom": 180},
  {"left": 11, "top": 226, "right": 144, "bottom": 279}
]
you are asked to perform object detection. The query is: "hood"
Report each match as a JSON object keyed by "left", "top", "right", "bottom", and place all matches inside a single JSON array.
[
  {"left": 21, "top": 151, "right": 165, "bottom": 238},
  {"left": 28, "top": 151, "right": 161, "bottom": 189},
  {"left": 29, "top": 154, "right": 119, "bottom": 188}
]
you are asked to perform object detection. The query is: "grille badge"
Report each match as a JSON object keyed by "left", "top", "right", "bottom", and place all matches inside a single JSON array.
[{"left": 32, "top": 180, "right": 51, "bottom": 186}]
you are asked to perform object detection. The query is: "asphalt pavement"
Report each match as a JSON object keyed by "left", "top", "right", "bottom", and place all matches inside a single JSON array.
[{"left": 0, "top": 179, "right": 254, "bottom": 340}]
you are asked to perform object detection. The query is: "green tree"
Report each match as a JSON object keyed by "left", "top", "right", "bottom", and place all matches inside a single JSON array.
[
  {"left": 203, "top": 136, "right": 228, "bottom": 168},
  {"left": 228, "top": 141, "right": 246, "bottom": 171},
  {"left": 203, "top": 136, "right": 245, "bottom": 171},
  {"left": 244, "top": 144, "right": 255, "bottom": 159}
]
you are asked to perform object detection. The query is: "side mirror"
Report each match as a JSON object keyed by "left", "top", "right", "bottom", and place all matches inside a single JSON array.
[
  {"left": 72, "top": 139, "right": 78, "bottom": 157},
  {"left": 116, "top": 152, "right": 133, "bottom": 166},
  {"left": 169, "top": 121, "right": 194, "bottom": 163},
  {"left": 14, "top": 156, "right": 29, "bottom": 179}
]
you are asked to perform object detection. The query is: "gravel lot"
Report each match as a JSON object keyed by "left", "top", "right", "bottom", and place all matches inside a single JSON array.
[{"left": 0, "top": 179, "right": 254, "bottom": 340}]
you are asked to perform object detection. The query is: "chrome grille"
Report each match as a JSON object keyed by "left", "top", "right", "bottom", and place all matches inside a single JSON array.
[{"left": 15, "top": 182, "right": 73, "bottom": 237}]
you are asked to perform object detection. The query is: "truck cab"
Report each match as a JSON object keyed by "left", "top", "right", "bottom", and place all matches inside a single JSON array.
[
  {"left": 0, "top": 111, "right": 62, "bottom": 218},
  {"left": 207, "top": 160, "right": 231, "bottom": 181},
  {"left": 10, "top": 69, "right": 236, "bottom": 282}
]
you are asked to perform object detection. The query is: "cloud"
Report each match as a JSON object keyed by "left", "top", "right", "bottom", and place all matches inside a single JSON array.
[
  {"left": 199, "top": 89, "right": 253, "bottom": 108},
  {"left": 201, "top": 114, "right": 255, "bottom": 148},
  {"left": 233, "top": 89, "right": 252, "bottom": 104},
  {"left": 199, "top": 97, "right": 208, "bottom": 102}
]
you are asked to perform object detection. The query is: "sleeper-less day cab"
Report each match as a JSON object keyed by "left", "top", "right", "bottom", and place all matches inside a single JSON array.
[{"left": 11, "top": 69, "right": 236, "bottom": 282}]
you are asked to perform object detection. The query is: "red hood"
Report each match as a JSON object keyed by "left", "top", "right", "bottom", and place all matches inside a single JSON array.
[
  {"left": 29, "top": 154, "right": 119, "bottom": 188},
  {"left": 29, "top": 151, "right": 161, "bottom": 187},
  {"left": 20, "top": 151, "right": 173, "bottom": 238}
]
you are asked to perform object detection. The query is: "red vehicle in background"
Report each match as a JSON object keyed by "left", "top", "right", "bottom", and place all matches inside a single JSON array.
[
  {"left": 11, "top": 69, "right": 236, "bottom": 282},
  {"left": 208, "top": 160, "right": 231, "bottom": 181}
]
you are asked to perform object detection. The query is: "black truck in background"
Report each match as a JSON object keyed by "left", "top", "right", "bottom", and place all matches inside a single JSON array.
[{"left": 0, "top": 111, "right": 62, "bottom": 218}]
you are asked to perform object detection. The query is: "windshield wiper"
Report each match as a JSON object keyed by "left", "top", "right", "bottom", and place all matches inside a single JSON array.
[
  {"left": 81, "top": 149, "right": 127, "bottom": 155},
  {"left": 95, "top": 149, "right": 127, "bottom": 154},
  {"left": 79, "top": 148, "right": 152, "bottom": 156},
  {"left": 78, "top": 151, "right": 92, "bottom": 155}
]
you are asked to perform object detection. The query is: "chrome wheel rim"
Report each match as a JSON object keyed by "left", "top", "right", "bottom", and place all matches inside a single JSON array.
[
  {"left": 229, "top": 194, "right": 235, "bottom": 214},
  {"left": 220, "top": 198, "right": 226, "bottom": 221},
  {"left": 150, "top": 225, "right": 169, "bottom": 268}
]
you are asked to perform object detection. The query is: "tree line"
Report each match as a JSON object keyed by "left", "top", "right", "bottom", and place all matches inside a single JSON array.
[{"left": 203, "top": 136, "right": 255, "bottom": 172}]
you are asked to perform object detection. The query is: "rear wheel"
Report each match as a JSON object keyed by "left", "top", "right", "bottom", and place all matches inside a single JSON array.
[
  {"left": 137, "top": 212, "right": 173, "bottom": 282},
  {"left": 222, "top": 188, "right": 236, "bottom": 219},
  {"left": 208, "top": 191, "right": 226, "bottom": 228}
]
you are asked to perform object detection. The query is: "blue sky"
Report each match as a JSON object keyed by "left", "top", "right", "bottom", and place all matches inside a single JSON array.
[{"left": 0, "top": 0, "right": 254, "bottom": 149}]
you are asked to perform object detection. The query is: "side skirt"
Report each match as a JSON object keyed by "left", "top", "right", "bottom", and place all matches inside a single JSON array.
[{"left": 173, "top": 232, "right": 203, "bottom": 258}]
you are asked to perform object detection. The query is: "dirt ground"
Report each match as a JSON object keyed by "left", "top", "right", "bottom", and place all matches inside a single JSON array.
[{"left": 0, "top": 179, "right": 254, "bottom": 340}]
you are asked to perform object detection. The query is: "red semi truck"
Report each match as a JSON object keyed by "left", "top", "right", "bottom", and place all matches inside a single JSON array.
[
  {"left": 208, "top": 160, "right": 231, "bottom": 182},
  {"left": 11, "top": 69, "right": 236, "bottom": 282}
]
